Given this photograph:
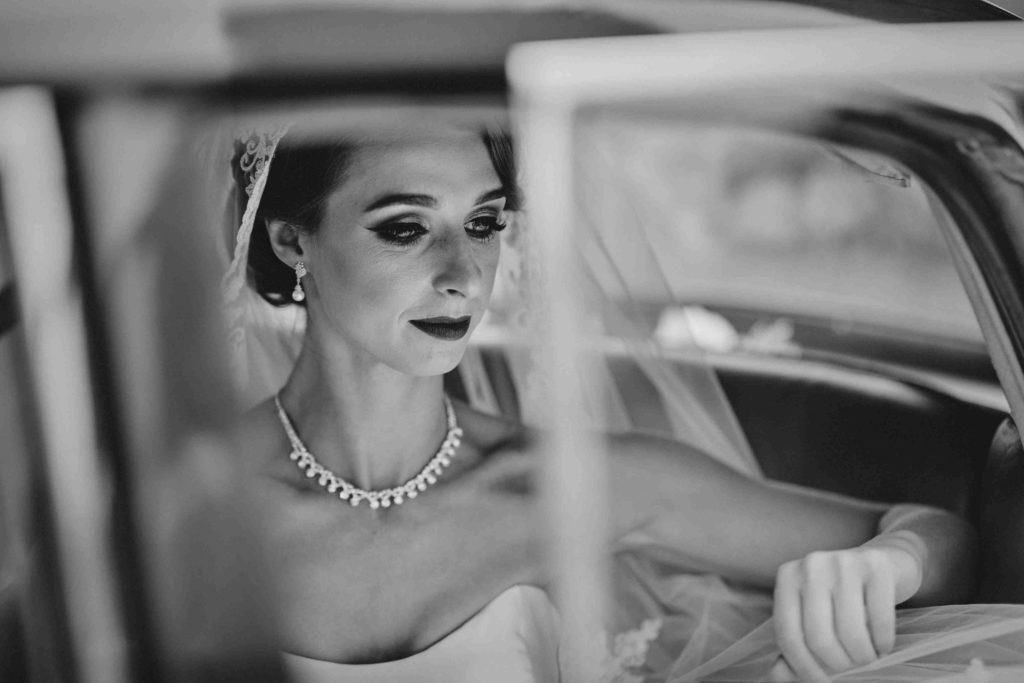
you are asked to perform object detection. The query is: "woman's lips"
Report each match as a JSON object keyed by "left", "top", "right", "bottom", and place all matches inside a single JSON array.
[{"left": 409, "top": 316, "right": 471, "bottom": 341}]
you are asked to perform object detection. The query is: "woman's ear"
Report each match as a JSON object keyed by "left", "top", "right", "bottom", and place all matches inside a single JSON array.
[{"left": 265, "top": 218, "right": 305, "bottom": 268}]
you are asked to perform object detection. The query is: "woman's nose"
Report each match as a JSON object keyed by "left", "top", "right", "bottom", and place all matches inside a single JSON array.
[{"left": 431, "top": 234, "right": 483, "bottom": 299}]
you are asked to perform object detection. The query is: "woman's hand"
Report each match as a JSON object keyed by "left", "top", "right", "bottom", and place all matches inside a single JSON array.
[{"left": 771, "top": 542, "right": 923, "bottom": 682}]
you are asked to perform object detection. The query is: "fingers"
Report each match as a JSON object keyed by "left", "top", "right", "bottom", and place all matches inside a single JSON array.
[
  {"left": 768, "top": 656, "right": 798, "bottom": 682},
  {"left": 774, "top": 551, "right": 898, "bottom": 682},
  {"left": 833, "top": 575, "right": 879, "bottom": 666},
  {"left": 774, "top": 562, "right": 831, "bottom": 683},
  {"left": 802, "top": 581, "right": 855, "bottom": 672},
  {"left": 865, "top": 569, "right": 897, "bottom": 655}
]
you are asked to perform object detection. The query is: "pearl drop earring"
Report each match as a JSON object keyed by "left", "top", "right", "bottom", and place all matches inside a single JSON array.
[{"left": 292, "top": 261, "right": 307, "bottom": 302}]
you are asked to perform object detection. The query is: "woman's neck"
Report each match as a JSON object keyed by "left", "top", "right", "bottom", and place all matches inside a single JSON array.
[{"left": 277, "top": 335, "right": 450, "bottom": 492}]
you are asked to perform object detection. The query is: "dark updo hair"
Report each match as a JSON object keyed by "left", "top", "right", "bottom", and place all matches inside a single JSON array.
[{"left": 243, "top": 130, "right": 520, "bottom": 307}]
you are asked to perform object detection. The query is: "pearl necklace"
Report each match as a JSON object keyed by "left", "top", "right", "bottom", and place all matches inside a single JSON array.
[{"left": 273, "top": 394, "right": 463, "bottom": 509}]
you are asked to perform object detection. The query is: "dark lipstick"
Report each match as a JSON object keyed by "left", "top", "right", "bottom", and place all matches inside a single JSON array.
[{"left": 409, "top": 316, "right": 471, "bottom": 340}]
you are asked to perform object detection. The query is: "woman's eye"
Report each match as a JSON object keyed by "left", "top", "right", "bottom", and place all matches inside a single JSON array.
[
  {"left": 372, "top": 221, "right": 428, "bottom": 245},
  {"left": 465, "top": 213, "right": 508, "bottom": 242}
]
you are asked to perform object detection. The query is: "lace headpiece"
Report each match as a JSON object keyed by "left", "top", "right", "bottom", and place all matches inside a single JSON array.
[
  {"left": 222, "top": 126, "right": 288, "bottom": 306},
  {"left": 221, "top": 125, "right": 295, "bottom": 395}
]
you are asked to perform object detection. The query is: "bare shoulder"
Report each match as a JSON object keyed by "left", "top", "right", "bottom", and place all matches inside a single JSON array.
[
  {"left": 452, "top": 409, "right": 736, "bottom": 492},
  {"left": 601, "top": 430, "right": 734, "bottom": 503},
  {"left": 450, "top": 400, "right": 538, "bottom": 492},
  {"left": 451, "top": 399, "right": 534, "bottom": 454},
  {"left": 606, "top": 429, "right": 738, "bottom": 478},
  {"left": 452, "top": 410, "right": 734, "bottom": 502}
]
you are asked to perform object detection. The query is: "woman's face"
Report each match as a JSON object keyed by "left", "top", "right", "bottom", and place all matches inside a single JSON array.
[{"left": 303, "top": 130, "right": 506, "bottom": 376}]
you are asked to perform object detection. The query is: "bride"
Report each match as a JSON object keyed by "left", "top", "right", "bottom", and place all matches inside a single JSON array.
[{"left": 223, "top": 122, "right": 992, "bottom": 683}]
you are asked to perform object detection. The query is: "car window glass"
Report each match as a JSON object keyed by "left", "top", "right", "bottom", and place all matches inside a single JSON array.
[{"left": 570, "top": 117, "right": 990, "bottom": 385}]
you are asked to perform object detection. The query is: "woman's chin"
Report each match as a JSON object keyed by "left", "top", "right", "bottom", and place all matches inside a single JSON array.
[{"left": 395, "top": 344, "right": 468, "bottom": 378}]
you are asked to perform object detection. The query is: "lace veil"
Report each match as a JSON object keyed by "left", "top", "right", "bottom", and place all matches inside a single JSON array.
[{"left": 219, "top": 125, "right": 303, "bottom": 402}]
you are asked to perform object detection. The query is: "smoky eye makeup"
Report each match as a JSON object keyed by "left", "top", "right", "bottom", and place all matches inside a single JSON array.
[
  {"left": 364, "top": 195, "right": 508, "bottom": 247},
  {"left": 367, "top": 217, "right": 429, "bottom": 246},
  {"left": 464, "top": 209, "right": 508, "bottom": 242}
]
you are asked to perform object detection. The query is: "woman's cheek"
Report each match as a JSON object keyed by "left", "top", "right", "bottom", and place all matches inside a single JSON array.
[{"left": 480, "top": 246, "right": 501, "bottom": 302}]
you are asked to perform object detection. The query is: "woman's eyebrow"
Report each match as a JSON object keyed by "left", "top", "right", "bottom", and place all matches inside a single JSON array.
[
  {"left": 475, "top": 188, "right": 506, "bottom": 205},
  {"left": 364, "top": 189, "right": 505, "bottom": 212},
  {"left": 363, "top": 193, "right": 438, "bottom": 212}
]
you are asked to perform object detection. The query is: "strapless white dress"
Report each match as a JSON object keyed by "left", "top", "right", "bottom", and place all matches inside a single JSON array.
[
  {"left": 282, "top": 585, "right": 560, "bottom": 683},
  {"left": 279, "top": 541, "right": 777, "bottom": 683}
]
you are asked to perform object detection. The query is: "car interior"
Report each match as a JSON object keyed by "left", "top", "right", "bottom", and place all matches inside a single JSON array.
[{"left": 442, "top": 92, "right": 1024, "bottom": 604}]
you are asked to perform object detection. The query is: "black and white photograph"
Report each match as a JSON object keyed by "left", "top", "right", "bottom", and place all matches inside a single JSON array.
[{"left": 2, "top": 1, "right": 1024, "bottom": 682}]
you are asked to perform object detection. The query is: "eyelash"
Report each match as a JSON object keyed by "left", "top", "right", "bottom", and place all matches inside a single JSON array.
[
  {"left": 372, "top": 213, "right": 507, "bottom": 246},
  {"left": 464, "top": 213, "right": 508, "bottom": 243},
  {"left": 372, "top": 221, "right": 428, "bottom": 246}
]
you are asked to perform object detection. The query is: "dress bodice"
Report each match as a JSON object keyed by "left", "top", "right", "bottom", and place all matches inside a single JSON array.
[{"left": 282, "top": 585, "right": 560, "bottom": 683}]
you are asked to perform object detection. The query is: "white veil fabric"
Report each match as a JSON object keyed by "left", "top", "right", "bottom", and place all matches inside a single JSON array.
[
  {"left": 666, "top": 604, "right": 1024, "bottom": 683},
  {"left": 218, "top": 125, "right": 305, "bottom": 407},
  {"left": 214, "top": 122, "right": 1024, "bottom": 682}
]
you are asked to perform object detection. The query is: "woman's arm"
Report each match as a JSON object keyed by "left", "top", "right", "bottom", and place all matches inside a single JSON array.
[{"left": 607, "top": 432, "right": 978, "bottom": 682}]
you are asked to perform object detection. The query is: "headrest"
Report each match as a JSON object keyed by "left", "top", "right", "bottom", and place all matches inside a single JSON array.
[{"left": 978, "top": 418, "right": 1024, "bottom": 602}]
